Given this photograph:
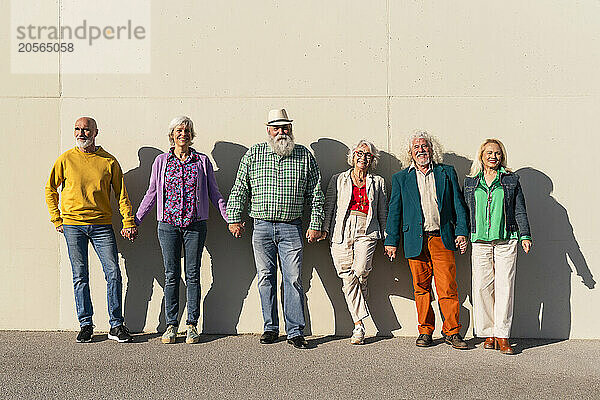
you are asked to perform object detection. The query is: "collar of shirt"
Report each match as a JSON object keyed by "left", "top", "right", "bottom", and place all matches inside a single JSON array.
[
  {"left": 409, "top": 161, "right": 434, "bottom": 176},
  {"left": 168, "top": 147, "right": 198, "bottom": 163},
  {"left": 477, "top": 166, "right": 506, "bottom": 189}
]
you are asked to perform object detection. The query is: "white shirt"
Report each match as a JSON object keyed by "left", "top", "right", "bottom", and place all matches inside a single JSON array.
[{"left": 410, "top": 163, "right": 440, "bottom": 231}]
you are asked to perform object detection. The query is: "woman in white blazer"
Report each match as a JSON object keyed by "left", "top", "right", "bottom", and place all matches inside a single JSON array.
[{"left": 323, "top": 140, "right": 388, "bottom": 344}]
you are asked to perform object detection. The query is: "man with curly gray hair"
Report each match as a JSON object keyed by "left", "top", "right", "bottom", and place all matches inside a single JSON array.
[{"left": 384, "top": 130, "right": 469, "bottom": 350}]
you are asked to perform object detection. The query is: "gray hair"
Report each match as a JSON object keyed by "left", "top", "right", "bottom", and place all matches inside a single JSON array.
[
  {"left": 347, "top": 140, "right": 380, "bottom": 170},
  {"left": 400, "top": 130, "right": 444, "bottom": 167},
  {"left": 167, "top": 116, "right": 196, "bottom": 146}
]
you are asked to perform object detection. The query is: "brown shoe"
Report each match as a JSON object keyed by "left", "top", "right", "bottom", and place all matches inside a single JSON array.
[
  {"left": 496, "top": 338, "right": 514, "bottom": 355},
  {"left": 444, "top": 333, "right": 468, "bottom": 349},
  {"left": 415, "top": 333, "right": 433, "bottom": 347},
  {"left": 483, "top": 337, "right": 496, "bottom": 349}
]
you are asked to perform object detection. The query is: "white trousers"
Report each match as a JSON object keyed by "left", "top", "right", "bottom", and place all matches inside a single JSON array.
[
  {"left": 471, "top": 239, "right": 518, "bottom": 338},
  {"left": 330, "top": 213, "right": 377, "bottom": 323}
]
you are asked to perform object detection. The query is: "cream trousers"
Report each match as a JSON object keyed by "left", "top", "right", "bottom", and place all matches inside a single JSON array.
[
  {"left": 330, "top": 213, "right": 377, "bottom": 323},
  {"left": 471, "top": 239, "right": 518, "bottom": 338}
]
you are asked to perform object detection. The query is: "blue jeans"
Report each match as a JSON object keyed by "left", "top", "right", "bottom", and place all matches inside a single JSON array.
[
  {"left": 62, "top": 224, "right": 124, "bottom": 328},
  {"left": 252, "top": 219, "right": 305, "bottom": 339},
  {"left": 157, "top": 220, "right": 207, "bottom": 326}
]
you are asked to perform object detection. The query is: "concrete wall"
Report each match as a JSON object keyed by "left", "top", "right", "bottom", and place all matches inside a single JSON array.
[{"left": 1, "top": 0, "right": 598, "bottom": 338}]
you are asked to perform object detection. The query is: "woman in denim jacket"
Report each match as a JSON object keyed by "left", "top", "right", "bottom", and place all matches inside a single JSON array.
[{"left": 464, "top": 139, "right": 532, "bottom": 354}]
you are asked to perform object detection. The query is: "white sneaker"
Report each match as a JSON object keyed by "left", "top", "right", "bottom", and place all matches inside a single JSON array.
[
  {"left": 350, "top": 324, "right": 365, "bottom": 345},
  {"left": 161, "top": 325, "right": 177, "bottom": 344},
  {"left": 186, "top": 324, "right": 200, "bottom": 344}
]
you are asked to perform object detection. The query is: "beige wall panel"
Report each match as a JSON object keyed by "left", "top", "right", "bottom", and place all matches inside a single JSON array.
[
  {"left": 390, "top": 96, "right": 599, "bottom": 338},
  {"left": 390, "top": 0, "right": 600, "bottom": 96},
  {"left": 58, "top": 97, "right": 388, "bottom": 334},
  {"left": 1, "top": 0, "right": 60, "bottom": 97},
  {"left": 0, "top": 99, "right": 61, "bottom": 329},
  {"left": 60, "top": 0, "right": 387, "bottom": 98}
]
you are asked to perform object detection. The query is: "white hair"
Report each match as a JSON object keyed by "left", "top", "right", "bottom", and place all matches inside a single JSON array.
[
  {"left": 400, "top": 130, "right": 444, "bottom": 167},
  {"left": 347, "top": 140, "right": 380, "bottom": 170},
  {"left": 167, "top": 116, "right": 196, "bottom": 146}
]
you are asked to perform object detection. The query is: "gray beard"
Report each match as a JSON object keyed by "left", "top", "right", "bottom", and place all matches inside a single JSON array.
[
  {"left": 414, "top": 153, "right": 430, "bottom": 167},
  {"left": 76, "top": 138, "right": 94, "bottom": 150},
  {"left": 268, "top": 133, "right": 295, "bottom": 157}
]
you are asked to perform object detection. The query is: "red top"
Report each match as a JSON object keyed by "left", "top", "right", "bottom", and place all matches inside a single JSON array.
[{"left": 348, "top": 184, "right": 369, "bottom": 214}]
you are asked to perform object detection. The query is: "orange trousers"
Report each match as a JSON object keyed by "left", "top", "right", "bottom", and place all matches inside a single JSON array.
[{"left": 408, "top": 235, "right": 461, "bottom": 336}]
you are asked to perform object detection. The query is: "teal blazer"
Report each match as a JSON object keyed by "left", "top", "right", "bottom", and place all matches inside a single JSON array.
[{"left": 384, "top": 163, "right": 469, "bottom": 259}]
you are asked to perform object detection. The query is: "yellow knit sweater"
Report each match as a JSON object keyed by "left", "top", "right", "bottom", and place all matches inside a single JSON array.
[{"left": 45, "top": 147, "right": 135, "bottom": 228}]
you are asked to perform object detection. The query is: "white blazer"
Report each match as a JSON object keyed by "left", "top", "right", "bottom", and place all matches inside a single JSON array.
[{"left": 323, "top": 169, "right": 388, "bottom": 244}]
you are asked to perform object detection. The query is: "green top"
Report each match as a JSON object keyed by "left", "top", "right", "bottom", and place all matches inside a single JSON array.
[
  {"left": 471, "top": 167, "right": 531, "bottom": 243},
  {"left": 226, "top": 143, "right": 325, "bottom": 230}
]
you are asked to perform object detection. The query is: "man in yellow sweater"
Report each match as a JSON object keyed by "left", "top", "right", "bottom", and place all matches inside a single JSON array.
[{"left": 45, "top": 117, "right": 137, "bottom": 343}]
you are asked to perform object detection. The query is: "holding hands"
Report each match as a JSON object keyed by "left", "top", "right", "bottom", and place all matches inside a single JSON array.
[
  {"left": 306, "top": 229, "right": 324, "bottom": 243},
  {"left": 121, "top": 227, "right": 138, "bottom": 242},
  {"left": 384, "top": 246, "right": 397, "bottom": 261},
  {"left": 455, "top": 235, "right": 468, "bottom": 254},
  {"left": 229, "top": 222, "right": 246, "bottom": 238}
]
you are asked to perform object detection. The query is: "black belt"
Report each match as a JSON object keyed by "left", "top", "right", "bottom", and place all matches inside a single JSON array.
[{"left": 424, "top": 230, "right": 440, "bottom": 237}]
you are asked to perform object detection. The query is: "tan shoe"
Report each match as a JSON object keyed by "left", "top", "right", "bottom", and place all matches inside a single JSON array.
[
  {"left": 483, "top": 337, "right": 496, "bottom": 349},
  {"left": 496, "top": 338, "right": 514, "bottom": 355}
]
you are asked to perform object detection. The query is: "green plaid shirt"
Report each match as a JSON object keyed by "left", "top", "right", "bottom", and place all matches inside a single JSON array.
[{"left": 226, "top": 143, "right": 325, "bottom": 230}]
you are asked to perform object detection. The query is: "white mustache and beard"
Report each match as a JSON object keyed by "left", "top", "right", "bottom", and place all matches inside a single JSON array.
[
  {"left": 414, "top": 151, "right": 431, "bottom": 166},
  {"left": 268, "top": 132, "right": 295, "bottom": 157},
  {"left": 76, "top": 136, "right": 94, "bottom": 150}
]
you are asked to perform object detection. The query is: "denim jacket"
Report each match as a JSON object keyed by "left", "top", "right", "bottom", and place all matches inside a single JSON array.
[{"left": 463, "top": 171, "right": 531, "bottom": 237}]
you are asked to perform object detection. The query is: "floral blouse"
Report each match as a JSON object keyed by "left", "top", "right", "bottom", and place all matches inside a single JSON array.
[{"left": 163, "top": 149, "right": 199, "bottom": 227}]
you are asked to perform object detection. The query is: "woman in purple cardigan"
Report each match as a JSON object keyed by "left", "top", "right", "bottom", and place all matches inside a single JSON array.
[{"left": 135, "top": 116, "right": 228, "bottom": 344}]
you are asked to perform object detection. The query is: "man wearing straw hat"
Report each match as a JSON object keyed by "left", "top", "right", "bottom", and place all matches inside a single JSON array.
[{"left": 227, "top": 108, "right": 325, "bottom": 349}]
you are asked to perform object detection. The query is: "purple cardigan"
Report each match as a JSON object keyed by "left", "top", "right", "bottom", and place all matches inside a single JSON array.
[{"left": 135, "top": 150, "right": 228, "bottom": 225}]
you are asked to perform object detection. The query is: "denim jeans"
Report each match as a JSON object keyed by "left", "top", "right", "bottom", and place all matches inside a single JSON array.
[
  {"left": 62, "top": 224, "right": 124, "bottom": 328},
  {"left": 252, "top": 218, "right": 305, "bottom": 339},
  {"left": 157, "top": 220, "right": 207, "bottom": 326}
]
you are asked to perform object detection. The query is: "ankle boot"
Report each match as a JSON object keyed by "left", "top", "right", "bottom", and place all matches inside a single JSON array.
[
  {"left": 483, "top": 337, "right": 496, "bottom": 349},
  {"left": 496, "top": 338, "right": 514, "bottom": 355}
]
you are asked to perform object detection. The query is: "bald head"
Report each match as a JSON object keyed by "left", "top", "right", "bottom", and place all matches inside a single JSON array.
[
  {"left": 75, "top": 117, "right": 97, "bottom": 131},
  {"left": 74, "top": 117, "right": 98, "bottom": 152}
]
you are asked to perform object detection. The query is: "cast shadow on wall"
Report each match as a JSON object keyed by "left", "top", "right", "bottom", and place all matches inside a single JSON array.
[
  {"left": 113, "top": 145, "right": 595, "bottom": 339},
  {"left": 202, "top": 142, "right": 256, "bottom": 334},
  {"left": 511, "top": 167, "right": 595, "bottom": 339},
  {"left": 440, "top": 157, "right": 595, "bottom": 339},
  {"left": 114, "top": 146, "right": 187, "bottom": 333}
]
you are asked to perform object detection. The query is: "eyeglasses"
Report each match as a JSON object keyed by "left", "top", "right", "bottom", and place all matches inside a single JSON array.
[{"left": 355, "top": 150, "right": 374, "bottom": 160}]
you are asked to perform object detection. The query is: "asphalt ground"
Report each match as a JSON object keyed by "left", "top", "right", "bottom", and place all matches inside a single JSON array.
[{"left": 1, "top": 332, "right": 598, "bottom": 399}]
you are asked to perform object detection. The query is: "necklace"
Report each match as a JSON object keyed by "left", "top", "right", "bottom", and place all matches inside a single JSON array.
[{"left": 351, "top": 170, "right": 366, "bottom": 187}]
